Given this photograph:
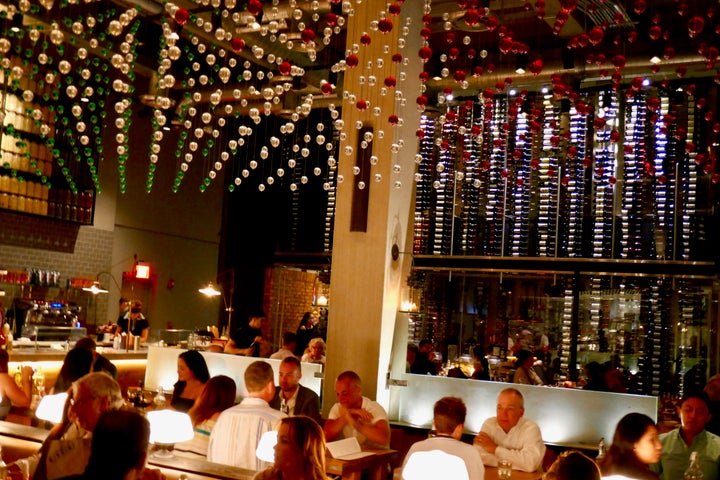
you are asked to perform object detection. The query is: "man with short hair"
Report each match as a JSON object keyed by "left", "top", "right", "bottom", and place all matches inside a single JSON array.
[
  {"left": 269, "top": 331, "right": 298, "bottom": 360},
  {"left": 473, "top": 388, "right": 546, "bottom": 472},
  {"left": 323, "top": 370, "right": 390, "bottom": 449},
  {"left": 208, "top": 360, "right": 286, "bottom": 470},
  {"left": 12, "top": 372, "right": 126, "bottom": 480},
  {"left": 269, "top": 356, "right": 321, "bottom": 423},
  {"left": 402, "top": 397, "right": 485, "bottom": 480},
  {"left": 653, "top": 390, "right": 720, "bottom": 480},
  {"left": 411, "top": 339, "right": 437, "bottom": 375}
]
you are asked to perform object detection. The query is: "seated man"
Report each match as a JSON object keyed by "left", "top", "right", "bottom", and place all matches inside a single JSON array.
[
  {"left": 208, "top": 360, "right": 286, "bottom": 470},
  {"left": 653, "top": 390, "right": 720, "bottom": 480},
  {"left": 269, "top": 331, "right": 298, "bottom": 360},
  {"left": 323, "top": 370, "right": 390, "bottom": 449},
  {"left": 11, "top": 372, "right": 126, "bottom": 480},
  {"left": 473, "top": 387, "right": 545, "bottom": 472},
  {"left": 269, "top": 356, "right": 321, "bottom": 423},
  {"left": 402, "top": 397, "right": 484, "bottom": 480}
]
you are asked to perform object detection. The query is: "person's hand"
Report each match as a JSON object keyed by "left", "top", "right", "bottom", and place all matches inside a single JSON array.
[
  {"left": 7, "top": 463, "right": 26, "bottom": 480},
  {"left": 348, "top": 408, "right": 374, "bottom": 423},
  {"left": 140, "top": 467, "right": 166, "bottom": 480},
  {"left": 474, "top": 432, "right": 497, "bottom": 453},
  {"left": 253, "top": 336, "right": 264, "bottom": 343},
  {"left": 20, "top": 366, "right": 34, "bottom": 380}
]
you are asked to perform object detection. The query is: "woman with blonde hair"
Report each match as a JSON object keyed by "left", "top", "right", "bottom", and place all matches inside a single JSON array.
[
  {"left": 301, "top": 338, "right": 326, "bottom": 364},
  {"left": 254, "top": 416, "right": 328, "bottom": 480}
]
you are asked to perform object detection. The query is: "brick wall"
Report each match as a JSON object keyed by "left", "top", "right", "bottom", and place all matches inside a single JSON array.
[{"left": 264, "top": 267, "right": 322, "bottom": 352}]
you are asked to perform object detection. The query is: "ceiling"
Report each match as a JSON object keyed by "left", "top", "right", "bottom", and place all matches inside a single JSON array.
[
  {"left": 6, "top": 0, "right": 716, "bottom": 114},
  {"left": 0, "top": 0, "right": 716, "bottom": 194}
]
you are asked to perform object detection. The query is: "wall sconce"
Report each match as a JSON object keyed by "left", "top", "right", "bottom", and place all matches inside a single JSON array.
[
  {"left": 400, "top": 301, "right": 418, "bottom": 313},
  {"left": 82, "top": 271, "right": 122, "bottom": 295},
  {"left": 146, "top": 409, "right": 194, "bottom": 458},
  {"left": 35, "top": 392, "right": 69, "bottom": 424}
]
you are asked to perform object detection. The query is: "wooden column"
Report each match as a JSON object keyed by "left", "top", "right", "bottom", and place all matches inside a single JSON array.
[{"left": 323, "top": 1, "right": 423, "bottom": 410}]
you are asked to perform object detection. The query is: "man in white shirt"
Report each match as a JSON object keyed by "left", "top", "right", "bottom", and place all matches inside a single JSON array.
[
  {"left": 402, "top": 396, "right": 484, "bottom": 480},
  {"left": 473, "top": 387, "right": 545, "bottom": 472},
  {"left": 208, "top": 360, "right": 286, "bottom": 470},
  {"left": 323, "top": 370, "right": 390, "bottom": 449},
  {"left": 269, "top": 331, "right": 297, "bottom": 360}
]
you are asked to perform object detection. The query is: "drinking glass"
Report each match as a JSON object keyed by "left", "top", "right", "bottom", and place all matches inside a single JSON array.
[{"left": 498, "top": 459, "right": 512, "bottom": 480}]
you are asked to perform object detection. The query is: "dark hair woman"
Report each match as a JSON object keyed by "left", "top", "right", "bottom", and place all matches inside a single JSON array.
[
  {"left": 171, "top": 350, "right": 210, "bottom": 412},
  {"left": 598, "top": 412, "right": 662, "bottom": 480}
]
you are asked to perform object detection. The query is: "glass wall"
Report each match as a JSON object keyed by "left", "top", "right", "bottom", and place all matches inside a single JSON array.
[{"left": 403, "top": 269, "right": 718, "bottom": 397}]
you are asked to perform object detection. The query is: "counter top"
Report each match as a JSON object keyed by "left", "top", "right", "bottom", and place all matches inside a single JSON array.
[{"left": 9, "top": 349, "right": 148, "bottom": 362}]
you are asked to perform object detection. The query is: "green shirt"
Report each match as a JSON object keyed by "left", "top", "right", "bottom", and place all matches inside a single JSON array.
[{"left": 653, "top": 428, "right": 720, "bottom": 480}]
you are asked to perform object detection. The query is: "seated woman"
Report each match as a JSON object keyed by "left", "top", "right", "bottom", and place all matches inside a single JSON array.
[
  {"left": 598, "top": 412, "right": 662, "bottom": 480},
  {"left": 301, "top": 338, "right": 326, "bottom": 364},
  {"left": 175, "top": 375, "right": 237, "bottom": 458},
  {"left": 171, "top": 350, "right": 210, "bottom": 412},
  {"left": 0, "top": 349, "right": 33, "bottom": 419},
  {"left": 512, "top": 349, "right": 543, "bottom": 385},
  {"left": 470, "top": 345, "right": 490, "bottom": 381},
  {"left": 253, "top": 416, "right": 328, "bottom": 480},
  {"left": 52, "top": 348, "right": 93, "bottom": 394}
]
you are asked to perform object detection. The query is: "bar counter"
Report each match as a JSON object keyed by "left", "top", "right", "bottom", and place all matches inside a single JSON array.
[{"left": 7, "top": 348, "right": 147, "bottom": 404}]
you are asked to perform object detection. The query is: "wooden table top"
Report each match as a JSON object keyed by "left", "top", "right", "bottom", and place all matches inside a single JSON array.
[
  {"left": 325, "top": 449, "right": 396, "bottom": 475},
  {"left": 484, "top": 466, "right": 543, "bottom": 480}
]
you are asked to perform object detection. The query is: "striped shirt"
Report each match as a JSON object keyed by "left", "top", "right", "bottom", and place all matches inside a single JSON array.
[{"left": 208, "top": 397, "right": 286, "bottom": 471}]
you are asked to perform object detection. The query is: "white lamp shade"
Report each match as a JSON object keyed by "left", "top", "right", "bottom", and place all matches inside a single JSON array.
[
  {"left": 35, "top": 392, "right": 68, "bottom": 424},
  {"left": 255, "top": 430, "right": 277, "bottom": 463},
  {"left": 147, "top": 410, "right": 194, "bottom": 445},
  {"left": 402, "top": 450, "right": 469, "bottom": 480}
]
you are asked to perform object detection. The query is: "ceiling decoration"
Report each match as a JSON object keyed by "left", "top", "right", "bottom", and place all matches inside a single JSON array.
[{"left": 0, "top": 0, "right": 716, "bottom": 195}]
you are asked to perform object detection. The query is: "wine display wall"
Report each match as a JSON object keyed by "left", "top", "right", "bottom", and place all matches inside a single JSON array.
[{"left": 412, "top": 86, "right": 716, "bottom": 262}]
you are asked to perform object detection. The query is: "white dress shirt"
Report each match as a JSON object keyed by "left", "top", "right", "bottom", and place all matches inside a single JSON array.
[{"left": 475, "top": 416, "right": 545, "bottom": 472}]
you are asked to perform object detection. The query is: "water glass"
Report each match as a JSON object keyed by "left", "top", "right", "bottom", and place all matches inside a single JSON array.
[{"left": 498, "top": 459, "right": 512, "bottom": 480}]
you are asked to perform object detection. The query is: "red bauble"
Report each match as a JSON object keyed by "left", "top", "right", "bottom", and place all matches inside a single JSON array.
[
  {"left": 356, "top": 100, "right": 368, "bottom": 111},
  {"left": 384, "top": 76, "right": 396, "bottom": 88},
  {"left": 419, "top": 46, "right": 433, "bottom": 62},
  {"left": 174, "top": 8, "right": 190, "bottom": 25},
  {"left": 378, "top": 18, "right": 393, "bottom": 34},
  {"left": 345, "top": 54, "right": 359, "bottom": 68},
  {"left": 320, "top": 82, "right": 334, "bottom": 95},
  {"left": 230, "top": 37, "right": 245, "bottom": 53},
  {"left": 247, "top": 0, "right": 263, "bottom": 16},
  {"left": 301, "top": 29, "right": 316, "bottom": 44},
  {"left": 388, "top": 115, "right": 399, "bottom": 125},
  {"left": 279, "top": 61, "right": 292, "bottom": 76}
]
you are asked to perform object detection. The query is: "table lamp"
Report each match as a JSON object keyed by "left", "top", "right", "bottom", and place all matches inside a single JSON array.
[
  {"left": 35, "top": 392, "right": 69, "bottom": 424},
  {"left": 255, "top": 430, "right": 278, "bottom": 463},
  {"left": 146, "top": 409, "right": 195, "bottom": 458},
  {"left": 402, "top": 450, "right": 469, "bottom": 480}
]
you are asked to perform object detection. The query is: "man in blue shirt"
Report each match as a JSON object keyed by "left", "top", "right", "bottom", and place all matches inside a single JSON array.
[{"left": 653, "top": 390, "right": 720, "bottom": 480}]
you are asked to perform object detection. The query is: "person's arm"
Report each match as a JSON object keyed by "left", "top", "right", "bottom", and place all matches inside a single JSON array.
[
  {"left": 1, "top": 367, "right": 33, "bottom": 408},
  {"left": 223, "top": 338, "right": 254, "bottom": 355},
  {"left": 322, "top": 404, "right": 345, "bottom": 442},
  {"left": 493, "top": 422, "right": 545, "bottom": 472},
  {"left": 140, "top": 327, "right": 149, "bottom": 343}
]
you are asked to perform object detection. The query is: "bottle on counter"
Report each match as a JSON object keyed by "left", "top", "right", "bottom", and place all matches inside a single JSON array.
[
  {"left": 596, "top": 437, "right": 606, "bottom": 461},
  {"left": 3, "top": 323, "right": 11, "bottom": 353},
  {"left": 685, "top": 451, "right": 703, "bottom": 480}
]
